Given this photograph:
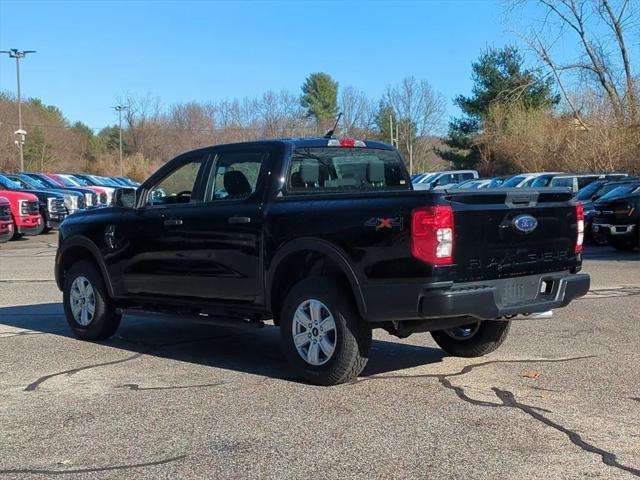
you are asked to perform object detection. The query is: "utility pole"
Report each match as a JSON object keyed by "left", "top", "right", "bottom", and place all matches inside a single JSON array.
[
  {"left": 112, "top": 105, "right": 128, "bottom": 176},
  {"left": 1, "top": 49, "right": 36, "bottom": 172}
]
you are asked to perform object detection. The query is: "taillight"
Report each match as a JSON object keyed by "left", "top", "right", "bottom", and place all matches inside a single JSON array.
[
  {"left": 575, "top": 202, "right": 584, "bottom": 253},
  {"left": 411, "top": 205, "right": 454, "bottom": 265}
]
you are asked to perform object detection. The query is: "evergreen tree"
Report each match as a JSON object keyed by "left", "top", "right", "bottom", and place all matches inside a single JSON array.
[
  {"left": 443, "top": 46, "right": 558, "bottom": 168},
  {"left": 300, "top": 72, "right": 339, "bottom": 130}
]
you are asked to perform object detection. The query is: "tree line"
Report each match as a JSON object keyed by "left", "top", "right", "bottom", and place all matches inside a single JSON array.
[
  {"left": 0, "top": 0, "right": 637, "bottom": 179},
  {"left": 0, "top": 74, "right": 448, "bottom": 179}
]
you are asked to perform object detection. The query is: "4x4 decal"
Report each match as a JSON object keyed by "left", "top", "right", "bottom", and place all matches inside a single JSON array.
[{"left": 365, "top": 216, "right": 404, "bottom": 231}]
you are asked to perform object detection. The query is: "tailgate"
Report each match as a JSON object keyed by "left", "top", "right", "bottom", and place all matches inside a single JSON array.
[{"left": 447, "top": 188, "right": 580, "bottom": 282}]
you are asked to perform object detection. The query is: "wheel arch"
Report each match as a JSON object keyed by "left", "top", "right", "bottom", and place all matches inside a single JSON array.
[
  {"left": 56, "top": 236, "right": 115, "bottom": 297},
  {"left": 266, "top": 237, "right": 367, "bottom": 324}
]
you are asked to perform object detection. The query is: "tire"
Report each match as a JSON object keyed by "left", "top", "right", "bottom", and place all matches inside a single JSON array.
[
  {"left": 610, "top": 236, "right": 638, "bottom": 251},
  {"left": 10, "top": 218, "right": 23, "bottom": 240},
  {"left": 280, "top": 277, "right": 371, "bottom": 386},
  {"left": 431, "top": 320, "right": 510, "bottom": 357},
  {"left": 63, "top": 260, "right": 121, "bottom": 340}
]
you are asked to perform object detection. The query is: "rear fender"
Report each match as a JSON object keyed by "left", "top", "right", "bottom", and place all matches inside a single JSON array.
[{"left": 266, "top": 237, "right": 367, "bottom": 317}]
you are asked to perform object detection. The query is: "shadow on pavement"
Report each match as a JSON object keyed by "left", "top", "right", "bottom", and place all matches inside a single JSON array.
[
  {"left": 582, "top": 245, "right": 640, "bottom": 261},
  {"left": 0, "top": 303, "right": 445, "bottom": 384}
]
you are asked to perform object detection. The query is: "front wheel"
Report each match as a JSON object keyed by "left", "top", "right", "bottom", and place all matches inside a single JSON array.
[
  {"left": 63, "top": 260, "right": 121, "bottom": 340},
  {"left": 280, "top": 277, "right": 371, "bottom": 386},
  {"left": 431, "top": 320, "right": 510, "bottom": 357},
  {"left": 10, "top": 219, "right": 23, "bottom": 240}
]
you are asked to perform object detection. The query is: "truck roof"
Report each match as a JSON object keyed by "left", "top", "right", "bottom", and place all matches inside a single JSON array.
[{"left": 198, "top": 137, "right": 395, "bottom": 151}]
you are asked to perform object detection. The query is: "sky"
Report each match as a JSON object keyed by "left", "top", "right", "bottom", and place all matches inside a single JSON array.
[{"left": 0, "top": 0, "right": 532, "bottom": 131}]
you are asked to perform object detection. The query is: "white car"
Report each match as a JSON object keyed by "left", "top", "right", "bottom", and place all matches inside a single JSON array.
[
  {"left": 413, "top": 170, "right": 479, "bottom": 190},
  {"left": 499, "top": 172, "right": 564, "bottom": 188}
]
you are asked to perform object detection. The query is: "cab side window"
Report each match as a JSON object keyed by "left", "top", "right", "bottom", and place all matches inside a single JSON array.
[
  {"left": 145, "top": 156, "right": 206, "bottom": 206},
  {"left": 204, "top": 150, "right": 266, "bottom": 202}
]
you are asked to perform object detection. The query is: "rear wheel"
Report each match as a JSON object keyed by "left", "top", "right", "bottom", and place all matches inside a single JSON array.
[
  {"left": 431, "top": 320, "right": 510, "bottom": 357},
  {"left": 280, "top": 277, "right": 371, "bottom": 386},
  {"left": 63, "top": 260, "right": 121, "bottom": 340}
]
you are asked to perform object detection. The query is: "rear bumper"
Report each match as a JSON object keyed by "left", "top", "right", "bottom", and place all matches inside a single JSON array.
[{"left": 361, "top": 272, "right": 590, "bottom": 322}]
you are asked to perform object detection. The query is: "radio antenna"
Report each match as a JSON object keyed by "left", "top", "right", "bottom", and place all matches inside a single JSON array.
[{"left": 324, "top": 112, "right": 342, "bottom": 139}]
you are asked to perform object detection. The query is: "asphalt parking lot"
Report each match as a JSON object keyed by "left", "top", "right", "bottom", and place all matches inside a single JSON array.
[{"left": 0, "top": 232, "right": 638, "bottom": 479}]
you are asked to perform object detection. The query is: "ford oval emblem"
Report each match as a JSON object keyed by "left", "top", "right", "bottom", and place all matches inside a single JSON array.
[{"left": 513, "top": 214, "right": 538, "bottom": 233}]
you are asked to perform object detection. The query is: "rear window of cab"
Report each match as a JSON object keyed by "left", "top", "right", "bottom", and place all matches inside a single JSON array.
[{"left": 287, "top": 147, "right": 409, "bottom": 193}]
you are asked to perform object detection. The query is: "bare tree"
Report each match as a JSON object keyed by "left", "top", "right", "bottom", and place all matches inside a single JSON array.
[
  {"left": 517, "top": 0, "right": 638, "bottom": 123},
  {"left": 385, "top": 77, "right": 446, "bottom": 173},
  {"left": 339, "top": 86, "right": 370, "bottom": 136}
]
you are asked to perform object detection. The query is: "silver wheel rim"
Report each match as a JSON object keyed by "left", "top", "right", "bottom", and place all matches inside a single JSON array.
[
  {"left": 291, "top": 299, "right": 337, "bottom": 366},
  {"left": 444, "top": 322, "right": 481, "bottom": 341},
  {"left": 70, "top": 276, "right": 96, "bottom": 326}
]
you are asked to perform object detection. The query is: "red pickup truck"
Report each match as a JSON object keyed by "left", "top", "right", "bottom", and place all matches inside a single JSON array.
[
  {"left": 0, "top": 196, "right": 13, "bottom": 242},
  {"left": 0, "top": 190, "right": 43, "bottom": 239}
]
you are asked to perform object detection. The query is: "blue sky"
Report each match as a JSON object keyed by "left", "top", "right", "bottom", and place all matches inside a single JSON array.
[{"left": 1, "top": 0, "right": 530, "bottom": 131}]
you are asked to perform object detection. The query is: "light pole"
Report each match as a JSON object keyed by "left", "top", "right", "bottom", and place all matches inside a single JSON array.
[
  {"left": 112, "top": 105, "right": 128, "bottom": 176},
  {"left": 1, "top": 49, "right": 36, "bottom": 172}
]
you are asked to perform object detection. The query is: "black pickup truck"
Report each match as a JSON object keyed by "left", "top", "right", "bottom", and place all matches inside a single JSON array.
[{"left": 55, "top": 138, "right": 590, "bottom": 385}]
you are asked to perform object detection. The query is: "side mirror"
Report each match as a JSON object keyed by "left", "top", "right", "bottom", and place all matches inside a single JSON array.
[{"left": 113, "top": 187, "right": 136, "bottom": 208}]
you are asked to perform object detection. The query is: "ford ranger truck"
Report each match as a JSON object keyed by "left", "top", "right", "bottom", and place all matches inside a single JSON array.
[
  {"left": 0, "top": 189, "right": 42, "bottom": 239},
  {"left": 55, "top": 138, "right": 590, "bottom": 386},
  {"left": 0, "top": 196, "right": 13, "bottom": 242}
]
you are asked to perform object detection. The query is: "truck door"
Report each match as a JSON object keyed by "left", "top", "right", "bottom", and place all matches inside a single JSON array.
[
  {"left": 124, "top": 144, "right": 273, "bottom": 305},
  {"left": 120, "top": 151, "right": 210, "bottom": 298},
  {"left": 165, "top": 145, "right": 272, "bottom": 304}
]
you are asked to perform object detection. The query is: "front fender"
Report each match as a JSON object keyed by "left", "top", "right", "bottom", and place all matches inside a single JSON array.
[{"left": 55, "top": 235, "right": 115, "bottom": 296}]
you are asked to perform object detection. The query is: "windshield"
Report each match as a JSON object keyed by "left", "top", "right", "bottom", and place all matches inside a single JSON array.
[
  {"left": 6, "top": 176, "right": 34, "bottom": 189},
  {"left": 25, "top": 175, "right": 51, "bottom": 189},
  {"left": 531, "top": 176, "right": 552, "bottom": 187},
  {"left": 288, "top": 147, "right": 410, "bottom": 193},
  {"left": 487, "top": 177, "right": 506, "bottom": 188},
  {"left": 92, "top": 175, "right": 118, "bottom": 186},
  {"left": 51, "top": 175, "right": 77, "bottom": 187},
  {"left": 593, "top": 182, "right": 634, "bottom": 199},
  {"left": 598, "top": 184, "right": 640, "bottom": 201},
  {"left": 457, "top": 180, "right": 482, "bottom": 189},
  {"left": 70, "top": 175, "right": 91, "bottom": 186},
  {"left": 417, "top": 173, "right": 438, "bottom": 184},
  {"left": 0, "top": 175, "right": 24, "bottom": 190},
  {"left": 575, "top": 181, "right": 604, "bottom": 201},
  {"left": 28, "top": 175, "right": 57, "bottom": 188},
  {"left": 501, "top": 175, "right": 528, "bottom": 188}
]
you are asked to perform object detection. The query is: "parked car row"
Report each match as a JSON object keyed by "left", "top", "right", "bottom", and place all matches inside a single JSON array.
[
  {"left": 412, "top": 170, "right": 638, "bottom": 250},
  {"left": 0, "top": 172, "right": 139, "bottom": 243}
]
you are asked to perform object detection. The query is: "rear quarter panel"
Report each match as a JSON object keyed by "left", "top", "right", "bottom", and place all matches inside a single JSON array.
[{"left": 265, "top": 191, "right": 443, "bottom": 285}]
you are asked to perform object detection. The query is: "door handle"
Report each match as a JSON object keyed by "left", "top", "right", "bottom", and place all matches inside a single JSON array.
[
  {"left": 163, "top": 218, "right": 183, "bottom": 226},
  {"left": 228, "top": 216, "right": 251, "bottom": 224}
]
